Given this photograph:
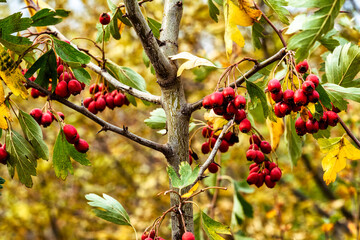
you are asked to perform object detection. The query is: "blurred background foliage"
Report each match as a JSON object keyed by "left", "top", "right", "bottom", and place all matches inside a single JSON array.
[{"left": 0, "top": 0, "right": 360, "bottom": 239}]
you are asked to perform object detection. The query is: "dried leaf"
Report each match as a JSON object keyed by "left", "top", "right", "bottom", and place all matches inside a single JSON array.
[
  {"left": 238, "top": 0, "right": 262, "bottom": 21},
  {"left": 181, "top": 182, "right": 199, "bottom": 198},
  {"left": 266, "top": 118, "right": 284, "bottom": 151},
  {"left": 0, "top": 103, "right": 10, "bottom": 129},
  {"left": 169, "top": 52, "right": 216, "bottom": 77}
]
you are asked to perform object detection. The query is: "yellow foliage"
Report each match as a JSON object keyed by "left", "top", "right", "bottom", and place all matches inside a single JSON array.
[
  {"left": 265, "top": 209, "right": 277, "bottom": 219},
  {"left": 321, "top": 223, "right": 334, "bottom": 232},
  {"left": 181, "top": 182, "right": 199, "bottom": 198},
  {"left": 0, "top": 81, "right": 4, "bottom": 104},
  {"left": 204, "top": 110, "right": 228, "bottom": 136},
  {"left": 319, "top": 137, "right": 360, "bottom": 185},
  {"left": 266, "top": 118, "right": 284, "bottom": 151},
  {"left": 0, "top": 103, "right": 11, "bottom": 129},
  {"left": 238, "top": 0, "right": 262, "bottom": 21}
]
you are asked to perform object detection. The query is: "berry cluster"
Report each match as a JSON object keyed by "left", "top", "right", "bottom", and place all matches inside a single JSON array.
[
  {"left": 202, "top": 87, "right": 251, "bottom": 133},
  {"left": 63, "top": 124, "right": 89, "bottom": 153},
  {"left": 200, "top": 126, "right": 239, "bottom": 155},
  {"left": 55, "top": 60, "right": 86, "bottom": 98},
  {"left": 83, "top": 84, "right": 129, "bottom": 114},
  {"left": 295, "top": 110, "right": 339, "bottom": 136},
  {"left": 247, "top": 161, "right": 282, "bottom": 188},
  {"left": 30, "top": 108, "right": 65, "bottom": 127},
  {"left": 141, "top": 230, "right": 165, "bottom": 240},
  {"left": 0, "top": 143, "right": 8, "bottom": 165}
]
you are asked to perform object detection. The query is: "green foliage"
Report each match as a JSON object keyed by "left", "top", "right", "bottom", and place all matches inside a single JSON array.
[
  {"left": 246, "top": 80, "right": 269, "bottom": 119},
  {"left": 201, "top": 211, "right": 232, "bottom": 240},
  {"left": 251, "top": 21, "right": 264, "bottom": 49},
  {"left": 285, "top": 116, "right": 302, "bottom": 166},
  {"left": 319, "top": 29, "right": 340, "bottom": 51},
  {"left": 231, "top": 180, "right": 254, "bottom": 226},
  {"left": 323, "top": 83, "right": 360, "bottom": 110},
  {"left": 316, "top": 83, "right": 332, "bottom": 110},
  {"left": 144, "top": 108, "right": 166, "bottom": 129},
  {"left": 208, "top": 0, "right": 220, "bottom": 22},
  {"left": 5, "top": 130, "right": 37, "bottom": 188},
  {"left": 288, "top": 0, "right": 345, "bottom": 60},
  {"left": 52, "top": 37, "right": 91, "bottom": 64},
  {"left": 263, "top": 0, "right": 290, "bottom": 24},
  {"left": 31, "top": 8, "right": 70, "bottom": 27},
  {"left": 85, "top": 193, "right": 132, "bottom": 226},
  {"left": 167, "top": 162, "right": 199, "bottom": 190},
  {"left": 72, "top": 67, "right": 91, "bottom": 85},
  {"left": 147, "top": 17, "right": 161, "bottom": 39}
]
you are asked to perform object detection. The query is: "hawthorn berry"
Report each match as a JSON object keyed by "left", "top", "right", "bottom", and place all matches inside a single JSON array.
[
  {"left": 239, "top": 119, "right": 251, "bottom": 133},
  {"left": 271, "top": 91, "right": 283, "bottom": 103},
  {"left": 59, "top": 72, "right": 71, "bottom": 82},
  {"left": 249, "top": 134, "right": 261, "bottom": 146},
  {"left": 63, "top": 125, "right": 78, "bottom": 143},
  {"left": 219, "top": 140, "right": 229, "bottom": 153},
  {"left": 326, "top": 111, "right": 339, "bottom": 126},
  {"left": 30, "top": 108, "right": 43, "bottom": 123},
  {"left": 99, "top": 13, "right": 111, "bottom": 25},
  {"left": 226, "top": 101, "right": 237, "bottom": 114},
  {"left": 318, "top": 113, "right": 328, "bottom": 130},
  {"left": 247, "top": 172, "right": 259, "bottom": 185},
  {"left": 250, "top": 166, "right": 260, "bottom": 173},
  {"left": 41, "top": 112, "right": 53, "bottom": 127},
  {"left": 265, "top": 175, "right": 276, "bottom": 188},
  {"left": 255, "top": 173, "right": 264, "bottom": 188},
  {"left": 234, "top": 109, "right": 246, "bottom": 124},
  {"left": 89, "top": 84, "right": 100, "bottom": 94},
  {"left": 248, "top": 144, "right": 259, "bottom": 150},
  {"left": 274, "top": 102, "right": 285, "bottom": 118},
  {"left": 308, "top": 90, "right": 319, "bottom": 103},
  {"left": 31, "top": 88, "right": 40, "bottom": 98},
  {"left": 283, "top": 89, "right": 294, "bottom": 104},
  {"left": 201, "top": 142, "right": 210, "bottom": 154},
  {"left": 246, "top": 149, "right": 257, "bottom": 161},
  {"left": 279, "top": 102, "right": 291, "bottom": 115},
  {"left": 114, "top": 93, "right": 125, "bottom": 107},
  {"left": 0, "top": 146, "right": 8, "bottom": 165},
  {"left": 254, "top": 150, "right": 265, "bottom": 164},
  {"left": 305, "top": 119, "right": 319, "bottom": 134},
  {"left": 105, "top": 95, "right": 115, "bottom": 109},
  {"left": 302, "top": 80, "right": 315, "bottom": 95},
  {"left": 306, "top": 74, "right": 319, "bottom": 88},
  {"left": 260, "top": 141, "right": 272, "bottom": 154},
  {"left": 57, "top": 65, "right": 64, "bottom": 75},
  {"left": 68, "top": 80, "right": 82, "bottom": 95},
  {"left": 267, "top": 79, "right": 281, "bottom": 94},
  {"left": 83, "top": 97, "right": 93, "bottom": 108},
  {"left": 75, "top": 139, "right": 89, "bottom": 153},
  {"left": 57, "top": 112, "right": 65, "bottom": 120},
  {"left": 55, "top": 81, "right": 69, "bottom": 98},
  {"left": 182, "top": 232, "right": 195, "bottom": 240},
  {"left": 208, "top": 162, "right": 219, "bottom": 173},
  {"left": 249, "top": 163, "right": 258, "bottom": 170},
  {"left": 270, "top": 167, "right": 282, "bottom": 182},
  {"left": 88, "top": 101, "right": 98, "bottom": 114},
  {"left": 202, "top": 95, "right": 212, "bottom": 109},
  {"left": 234, "top": 95, "right": 246, "bottom": 109},
  {"left": 210, "top": 92, "right": 224, "bottom": 107},
  {"left": 295, "top": 117, "right": 306, "bottom": 130},
  {"left": 95, "top": 97, "right": 107, "bottom": 112},
  {"left": 222, "top": 87, "right": 235, "bottom": 100},
  {"left": 202, "top": 126, "right": 212, "bottom": 138},
  {"left": 295, "top": 60, "right": 309, "bottom": 73},
  {"left": 294, "top": 89, "right": 308, "bottom": 106}
]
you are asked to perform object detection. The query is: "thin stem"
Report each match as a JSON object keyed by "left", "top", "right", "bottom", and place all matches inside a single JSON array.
[{"left": 338, "top": 116, "right": 360, "bottom": 148}]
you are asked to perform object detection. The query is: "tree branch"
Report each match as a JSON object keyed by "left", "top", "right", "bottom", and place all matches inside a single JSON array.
[
  {"left": 26, "top": 80, "right": 172, "bottom": 156},
  {"left": 123, "top": 0, "right": 177, "bottom": 84},
  {"left": 189, "top": 48, "right": 287, "bottom": 112},
  {"left": 338, "top": 116, "right": 360, "bottom": 149}
]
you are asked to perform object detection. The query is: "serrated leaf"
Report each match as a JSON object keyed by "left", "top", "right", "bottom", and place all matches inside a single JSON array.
[
  {"left": 167, "top": 162, "right": 200, "bottom": 189},
  {"left": 169, "top": 52, "right": 217, "bottom": 77},
  {"left": 323, "top": 83, "right": 360, "bottom": 108},
  {"left": 167, "top": 165, "right": 182, "bottom": 188},
  {"left": 24, "top": 49, "right": 57, "bottom": 90},
  {"left": 18, "top": 110, "right": 49, "bottom": 160},
  {"left": 0, "top": 103, "right": 10, "bottom": 130},
  {"left": 324, "top": 43, "right": 360, "bottom": 87},
  {"left": 208, "top": 0, "right": 220, "bottom": 22},
  {"left": 285, "top": 14, "right": 306, "bottom": 35},
  {"left": 0, "top": 35, "right": 33, "bottom": 55},
  {"left": 5, "top": 130, "right": 37, "bottom": 188},
  {"left": 316, "top": 83, "right": 332, "bottom": 110},
  {"left": 287, "top": 0, "right": 345, "bottom": 61},
  {"left": 246, "top": 80, "right": 269, "bottom": 119},
  {"left": 85, "top": 193, "right": 131, "bottom": 226},
  {"left": 31, "top": 8, "right": 69, "bottom": 27},
  {"left": 194, "top": 213, "right": 205, "bottom": 240},
  {"left": 52, "top": 37, "right": 91, "bottom": 64},
  {"left": 263, "top": 0, "right": 289, "bottom": 24},
  {"left": 202, "top": 211, "right": 231, "bottom": 240},
  {"left": 319, "top": 29, "right": 340, "bottom": 51},
  {"left": 147, "top": 17, "right": 161, "bottom": 38},
  {"left": 0, "top": 12, "right": 32, "bottom": 35},
  {"left": 285, "top": 116, "right": 302, "bottom": 166},
  {"left": 144, "top": 108, "right": 166, "bottom": 129},
  {"left": 72, "top": 67, "right": 91, "bottom": 85}
]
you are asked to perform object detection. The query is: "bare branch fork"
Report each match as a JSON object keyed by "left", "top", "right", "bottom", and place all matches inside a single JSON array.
[{"left": 26, "top": 80, "right": 172, "bottom": 156}]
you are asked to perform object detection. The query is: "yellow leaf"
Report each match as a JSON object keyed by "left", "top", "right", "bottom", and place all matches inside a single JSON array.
[
  {"left": 342, "top": 138, "right": 360, "bottom": 160},
  {"left": 24, "top": 0, "right": 53, "bottom": 32},
  {"left": 0, "top": 47, "right": 28, "bottom": 99},
  {"left": 0, "top": 103, "right": 11, "bottom": 130},
  {"left": 181, "top": 182, "right": 199, "bottom": 198},
  {"left": 204, "top": 110, "right": 228, "bottom": 136},
  {"left": 266, "top": 209, "right": 277, "bottom": 219},
  {"left": 321, "top": 223, "right": 334, "bottom": 232},
  {"left": 238, "top": 0, "right": 262, "bottom": 22},
  {"left": 266, "top": 118, "right": 284, "bottom": 151},
  {"left": 0, "top": 81, "right": 4, "bottom": 104}
]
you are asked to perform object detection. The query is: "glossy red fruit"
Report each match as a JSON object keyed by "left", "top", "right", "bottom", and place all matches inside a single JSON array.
[
  {"left": 268, "top": 162, "right": 277, "bottom": 170},
  {"left": 265, "top": 175, "right": 276, "bottom": 188},
  {"left": 249, "top": 163, "right": 258, "bottom": 170},
  {"left": 57, "top": 65, "right": 64, "bottom": 75},
  {"left": 271, "top": 91, "right": 283, "bottom": 103},
  {"left": 306, "top": 119, "right": 319, "bottom": 134},
  {"left": 57, "top": 112, "right": 65, "bottom": 120},
  {"left": 141, "top": 233, "right": 148, "bottom": 240},
  {"left": 270, "top": 167, "right": 282, "bottom": 182},
  {"left": 302, "top": 81, "right": 315, "bottom": 95},
  {"left": 89, "top": 84, "right": 99, "bottom": 94},
  {"left": 261, "top": 168, "right": 270, "bottom": 176},
  {"left": 0, "top": 146, "right": 8, "bottom": 165},
  {"left": 213, "top": 107, "right": 225, "bottom": 116},
  {"left": 254, "top": 150, "right": 265, "bottom": 164},
  {"left": 105, "top": 95, "right": 115, "bottom": 109},
  {"left": 326, "top": 111, "right": 339, "bottom": 126},
  {"left": 68, "top": 80, "right": 82, "bottom": 95},
  {"left": 279, "top": 102, "right": 291, "bottom": 115},
  {"left": 249, "top": 134, "right": 261, "bottom": 146},
  {"left": 223, "top": 131, "right": 233, "bottom": 142},
  {"left": 210, "top": 92, "right": 224, "bottom": 107},
  {"left": 306, "top": 74, "right": 319, "bottom": 88},
  {"left": 222, "top": 87, "right": 235, "bottom": 100},
  {"left": 234, "top": 95, "right": 246, "bottom": 109},
  {"left": 222, "top": 112, "right": 234, "bottom": 120},
  {"left": 149, "top": 230, "right": 156, "bottom": 239},
  {"left": 41, "top": 112, "right": 53, "bottom": 127},
  {"left": 331, "top": 103, "right": 341, "bottom": 113},
  {"left": 95, "top": 97, "right": 107, "bottom": 112},
  {"left": 30, "top": 108, "right": 43, "bottom": 123},
  {"left": 295, "top": 117, "right": 306, "bottom": 130},
  {"left": 260, "top": 141, "right": 272, "bottom": 154},
  {"left": 83, "top": 97, "right": 93, "bottom": 108},
  {"left": 318, "top": 113, "right": 328, "bottom": 130},
  {"left": 248, "top": 144, "right": 259, "bottom": 151},
  {"left": 308, "top": 90, "right": 319, "bottom": 103},
  {"left": 202, "top": 126, "right": 212, "bottom": 138},
  {"left": 255, "top": 173, "right": 264, "bottom": 188},
  {"left": 201, "top": 142, "right": 210, "bottom": 154},
  {"left": 202, "top": 95, "right": 212, "bottom": 109},
  {"left": 99, "top": 13, "right": 111, "bottom": 25},
  {"left": 182, "top": 231, "right": 195, "bottom": 240},
  {"left": 234, "top": 109, "right": 246, "bottom": 124},
  {"left": 59, "top": 72, "right": 70, "bottom": 82},
  {"left": 239, "top": 119, "right": 251, "bottom": 133},
  {"left": 63, "top": 125, "right": 78, "bottom": 142},
  {"left": 283, "top": 89, "right": 294, "bottom": 104},
  {"left": 274, "top": 102, "right": 285, "bottom": 118},
  {"left": 88, "top": 101, "right": 98, "bottom": 114},
  {"left": 55, "top": 81, "right": 69, "bottom": 98},
  {"left": 208, "top": 163, "right": 219, "bottom": 173},
  {"left": 294, "top": 89, "right": 308, "bottom": 106},
  {"left": 250, "top": 166, "right": 260, "bottom": 173},
  {"left": 268, "top": 79, "right": 281, "bottom": 94},
  {"left": 114, "top": 93, "right": 125, "bottom": 107},
  {"left": 246, "top": 149, "right": 257, "bottom": 161},
  {"left": 295, "top": 60, "right": 309, "bottom": 74},
  {"left": 75, "top": 139, "right": 89, "bottom": 153},
  {"left": 247, "top": 172, "right": 259, "bottom": 185},
  {"left": 210, "top": 137, "right": 216, "bottom": 148},
  {"left": 219, "top": 140, "right": 229, "bottom": 153},
  {"left": 31, "top": 88, "right": 40, "bottom": 98},
  {"left": 226, "top": 101, "right": 237, "bottom": 114}
]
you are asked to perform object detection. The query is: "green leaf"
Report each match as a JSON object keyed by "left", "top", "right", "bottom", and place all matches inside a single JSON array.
[
  {"left": 110, "top": 9, "right": 121, "bottom": 40},
  {"left": 31, "top": 8, "right": 70, "bottom": 27},
  {"left": 72, "top": 67, "right": 91, "bottom": 85},
  {"left": 208, "top": 0, "right": 220, "bottom": 22},
  {"left": 117, "top": 10, "right": 132, "bottom": 27},
  {"left": 24, "top": 49, "right": 57, "bottom": 90},
  {"left": 316, "top": 83, "right": 332, "bottom": 110},
  {"left": 69, "top": 145, "right": 91, "bottom": 166},
  {"left": 246, "top": 80, "right": 269, "bottom": 119},
  {"left": 323, "top": 83, "right": 360, "bottom": 108},
  {"left": 167, "top": 165, "right": 182, "bottom": 187},
  {"left": 285, "top": 116, "right": 302, "bottom": 166},
  {"left": 18, "top": 110, "right": 49, "bottom": 160},
  {"left": 231, "top": 181, "right": 253, "bottom": 226},
  {"left": 202, "top": 211, "right": 231, "bottom": 240},
  {"left": 85, "top": 193, "right": 131, "bottom": 226},
  {"left": 52, "top": 37, "right": 91, "bottom": 64},
  {"left": 0, "top": 0, "right": 7, "bottom": 2},
  {"left": 5, "top": 130, "right": 37, "bottom": 188},
  {"left": 0, "top": 35, "right": 32, "bottom": 55},
  {"left": 317, "top": 137, "right": 342, "bottom": 151},
  {"left": 263, "top": 0, "right": 289, "bottom": 25},
  {"left": 147, "top": 17, "right": 161, "bottom": 39},
  {"left": 234, "top": 180, "right": 255, "bottom": 194},
  {"left": 285, "top": 14, "right": 306, "bottom": 35},
  {"left": 252, "top": 21, "right": 264, "bottom": 49},
  {"left": 167, "top": 162, "right": 200, "bottom": 189},
  {"left": 95, "top": 23, "right": 111, "bottom": 43},
  {"left": 0, "top": 12, "right": 32, "bottom": 35},
  {"left": 107, "top": 0, "right": 117, "bottom": 12},
  {"left": 319, "top": 29, "right": 340, "bottom": 51},
  {"left": 287, "top": 0, "right": 345, "bottom": 61},
  {"left": 324, "top": 43, "right": 360, "bottom": 87},
  {"left": 194, "top": 212, "right": 205, "bottom": 240},
  {"left": 144, "top": 108, "right": 166, "bottom": 129}
]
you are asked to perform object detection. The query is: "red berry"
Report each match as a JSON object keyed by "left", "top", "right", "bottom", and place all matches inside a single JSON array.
[
  {"left": 182, "top": 232, "right": 195, "bottom": 240},
  {"left": 210, "top": 92, "right": 224, "bottom": 107},
  {"left": 222, "top": 87, "right": 235, "bottom": 100},
  {"left": 249, "top": 163, "right": 258, "bottom": 170},
  {"left": 223, "top": 131, "right": 233, "bottom": 142},
  {"left": 201, "top": 142, "right": 210, "bottom": 154},
  {"left": 141, "top": 233, "right": 148, "bottom": 240},
  {"left": 213, "top": 107, "right": 225, "bottom": 116},
  {"left": 105, "top": 95, "right": 115, "bottom": 109},
  {"left": 247, "top": 172, "right": 259, "bottom": 185},
  {"left": 95, "top": 97, "right": 107, "bottom": 112},
  {"left": 234, "top": 109, "right": 246, "bottom": 124},
  {"left": 268, "top": 79, "right": 281, "bottom": 94},
  {"left": 41, "top": 112, "right": 53, "bottom": 127},
  {"left": 88, "top": 101, "right": 98, "bottom": 114},
  {"left": 222, "top": 112, "right": 234, "bottom": 120},
  {"left": 234, "top": 95, "right": 246, "bottom": 109},
  {"left": 271, "top": 91, "right": 283, "bottom": 103},
  {"left": 331, "top": 103, "right": 341, "bottom": 113},
  {"left": 63, "top": 125, "right": 78, "bottom": 143},
  {"left": 202, "top": 126, "right": 212, "bottom": 138},
  {"left": 59, "top": 72, "right": 70, "bottom": 82},
  {"left": 270, "top": 167, "right": 282, "bottom": 182},
  {"left": 149, "top": 230, "right": 155, "bottom": 239},
  {"left": 308, "top": 90, "right": 319, "bottom": 103},
  {"left": 55, "top": 81, "right": 69, "bottom": 98},
  {"left": 319, "top": 113, "right": 328, "bottom": 130},
  {"left": 208, "top": 163, "right": 219, "bottom": 173},
  {"left": 210, "top": 137, "right": 216, "bottom": 148},
  {"left": 30, "top": 108, "right": 43, "bottom": 123},
  {"left": 89, "top": 84, "right": 99, "bottom": 94},
  {"left": 295, "top": 60, "right": 309, "bottom": 74},
  {"left": 279, "top": 102, "right": 291, "bottom": 115},
  {"left": 83, "top": 97, "right": 93, "bottom": 108},
  {"left": 265, "top": 175, "right": 276, "bottom": 188},
  {"left": 302, "top": 81, "right": 315, "bottom": 95},
  {"left": 75, "top": 139, "right": 89, "bottom": 153},
  {"left": 274, "top": 102, "right": 285, "bottom": 118},
  {"left": 114, "top": 93, "right": 125, "bottom": 107},
  {"left": 255, "top": 173, "right": 264, "bottom": 188},
  {"left": 248, "top": 144, "right": 259, "bottom": 150},
  {"left": 326, "top": 111, "right": 339, "bottom": 127},
  {"left": 260, "top": 141, "right": 272, "bottom": 154},
  {"left": 246, "top": 149, "right": 257, "bottom": 161},
  {"left": 268, "top": 162, "right": 277, "bottom": 170},
  {"left": 306, "top": 74, "right": 319, "bottom": 88},
  {"left": 31, "top": 88, "right": 40, "bottom": 98},
  {"left": 295, "top": 117, "right": 306, "bottom": 130},
  {"left": 226, "top": 101, "right": 237, "bottom": 114},
  {"left": 250, "top": 166, "right": 260, "bottom": 173},
  {"left": 99, "top": 13, "right": 111, "bottom": 25},
  {"left": 294, "top": 89, "right": 308, "bottom": 106},
  {"left": 283, "top": 89, "right": 294, "bottom": 104},
  {"left": 219, "top": 140, "right": 229, "bottom": 153},
  {"left": 254, "top": 150, "right": 265, "bottom": 164},
  {"left": 68, "top": 80, "right": 82, "bottom": 95},
  {"left": 305, "top": 119, "right": 319, "bottom": 134},
  {"left": 57, "top": 65, "right": 64, "bottom": 75},
  {"left": 57, "top": 112, "right": 65, "bottom": 120},
  {"left": 202, "top": 95, "right": 212, "bottom": 109},
  {"left": 249, "top": 134, "right": 261, "bottom": 146},
  {"left": 110, "top": 90, "right": 118, "bottom": 97},
  {"left": 0, "top": 146, "right": 8, "bottom": 165},
  {"left": 239, "top": 119, "right": 251, "bottom": 133}
]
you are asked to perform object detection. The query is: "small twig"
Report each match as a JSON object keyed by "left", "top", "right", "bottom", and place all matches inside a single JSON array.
[
  {"left": 184, "top": 186, "right": 227, "bottom": 200},
  {"left": 338, "top": 117, "right": 360, "bottom": 149}
]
